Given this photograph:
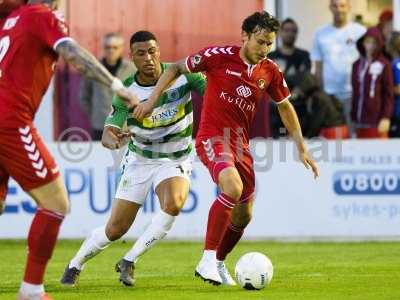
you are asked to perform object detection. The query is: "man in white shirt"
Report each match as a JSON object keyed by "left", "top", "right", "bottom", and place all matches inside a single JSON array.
[{"left": 311, "top": 0, "right": 366, "bottom": 127}]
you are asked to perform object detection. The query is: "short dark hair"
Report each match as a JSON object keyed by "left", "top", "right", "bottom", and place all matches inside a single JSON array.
[
  {"left": 281, "top": 18, "right": 297, "bottom": 29},
  {"left": 242, "top": 11, "right": 280, "bottom": 35},
  {"left": 130, "top": 31, "right": 158, "bottom": 46}
]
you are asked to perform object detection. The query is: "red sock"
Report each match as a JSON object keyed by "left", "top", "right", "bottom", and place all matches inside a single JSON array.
[
  {"left": 216, "top": 223, "right": 244, "bottom": 261},
  {"left": 205, "top": 193, "right": 236, "bottom": 250},
  {"left": 23, "top": 208, "right": 64, "bottom": 284}
]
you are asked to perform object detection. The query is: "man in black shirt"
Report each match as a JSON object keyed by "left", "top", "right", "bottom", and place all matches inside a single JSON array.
[
  {"left": 269, "top": 18, "right": 311, "bottom": 138},
  {"left": 269, "top": 18, "right": 311, "bottom": 89}
]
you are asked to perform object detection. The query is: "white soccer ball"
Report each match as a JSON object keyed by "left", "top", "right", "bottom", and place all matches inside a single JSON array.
[{"left": 235, "top": 252, "right": 274, "bottom": 290}]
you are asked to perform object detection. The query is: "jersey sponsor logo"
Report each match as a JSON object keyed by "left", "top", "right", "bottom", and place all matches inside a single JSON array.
[
  {"left": 3, "top": 16, "right": 19, "bottom": 30},
  {"left": 236, "top": 85, "right": 252, "bottom": 98},
  {"left": 226, "top": 69, "right": 241, "bottom": 77},
  {"left": 220, "top": 91, "right": 255, "bottom": 112},
  {"left": 150, "top": 107, "right": 179, "bottom": 123},
  {"left": 204, "top": 46, "right": 234, "bottom": 57}
]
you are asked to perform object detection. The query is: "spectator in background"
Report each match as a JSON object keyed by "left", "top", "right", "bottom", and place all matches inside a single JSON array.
[
  {"left": 389, "top": 32, "right": 400, "bottom": 137},
  {"left": 268, "top": 18, "right": 310, "bottom": 138},
  {"left": 269, "top": 18, "right": 311, "bottom": 89},
  {"left": 80, "top": 33, "right": 136, "bottom": 140},
  {"left": 311, "top": 0, "right": 366, "bottom": 128},
  {"left": 292, "top": 73, "right": 349, "bottom": 139},
  {"left": 351, "top": 27, "right": 394, "bottom": 139},
  {"left": 376, "top": 9, "right": 393, "bottom": 61}
]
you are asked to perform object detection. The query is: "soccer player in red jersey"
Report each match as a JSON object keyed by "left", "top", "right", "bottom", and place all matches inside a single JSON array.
[
  {"left": 134, "top": 11, "right": 319, "bottom": 286},
  {"left": 0, "top": 0, "right": 138, "bottom": 299}
]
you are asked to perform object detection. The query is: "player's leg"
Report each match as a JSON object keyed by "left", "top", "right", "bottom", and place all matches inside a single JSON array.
[
  {"left": 61, "top": 198, "right": 140, "bottom": 285},
  {"left": 62, "top": 156, "right": 150, "bottom": 286},
  {"left": 216, "top": 152, "right": 255, "bottom": 285},
  {"left": 195, "top": 166, "right": 243, "bottom": 285},
  {"left": 120, "top": 160, "right": 191, "bottom": 286},
  {"left": 0, "top": 124, "right": 67, "bottom": 300},
  {"left": 0, "top": 166, "right": 9, "bottom": 215}
]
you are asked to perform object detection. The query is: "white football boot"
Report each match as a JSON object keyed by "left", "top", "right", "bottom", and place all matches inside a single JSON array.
[
  {"left": 194, "top": 250, "right": 222, "bottom": 285},
  {"left": 217, "top": 260, "right": 237, "bottom": 286}
]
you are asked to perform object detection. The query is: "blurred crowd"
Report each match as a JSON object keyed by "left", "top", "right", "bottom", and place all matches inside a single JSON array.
[
  {"left": 269, "top": 1, "right": 399, "bottom": 140},
  {"left": 78, "top": 1, "right": 400, "bottom": 141}
]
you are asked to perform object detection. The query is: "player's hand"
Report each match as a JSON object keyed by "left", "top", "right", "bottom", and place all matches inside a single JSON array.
[
  {"left": 102, "top": 127, "right": 128, "bottom": 150},
  {"left": 117, "top": 131, "right": 133, "bottom": 147},
  {"left": 132, "top": 100, "right": 154, "bottom": 121},
  {"left": 378, "top": 118, "right": 390, "bottom": 133},
  {"left": 299, "top": 151, "right": 319, "bottom": 179},
  {"left": 116, "top": 87, "right": 140, "bottom": 109}
]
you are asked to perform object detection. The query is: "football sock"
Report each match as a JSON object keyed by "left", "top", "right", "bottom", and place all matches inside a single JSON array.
[
  {"left": 19, "top": 282, "right": 45, "bottom": 298},
  {"left": 216, "top": 223, "right": 245, "bottom": 261},
  {"left": 205, "top": 193, "right": 236, "bottom": 250},
  {"left": 23, "top": 208, "right": 64, "bottom": 285},
  {"left": 69, "top": 226, "right": 111, "bottom": 270},
  {"left": 124, "top": 210, "right": 175, "bottom": 263}
]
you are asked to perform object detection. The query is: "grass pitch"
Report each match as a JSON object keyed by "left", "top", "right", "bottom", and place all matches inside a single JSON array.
[{"left": 0, "top": 240, "right": 399, "bottom": 300}]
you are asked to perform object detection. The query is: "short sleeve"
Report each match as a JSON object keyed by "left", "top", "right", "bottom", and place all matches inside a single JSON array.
[
  {"left": 267, "top": 65, "right": 291, "bottom": 103},
  {"left": 31, "top": 10, "right": 70, "bottom": 50},
  {"left": 310, "top": 30, "right": 322, "bottom": 61},
  {"left": 104, "top": 75, "right": 133, "bottom": 129},
  {"left": 393, "top": 61, "right": 400, "bottom": 85},
  {"left": 185, "top": 46, "right": 227, "bottom": 73},
  {"left": 104, "top": 96, "right": 129, "bottom": 129},
  {"left": 184, "top": 72, "right": 206, "bottom": 95}
]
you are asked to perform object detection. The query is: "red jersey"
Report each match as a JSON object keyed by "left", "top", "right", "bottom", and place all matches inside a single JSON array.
[
  {"left": 186, "top": 45, "right": 290, "bottom": 145},
  {"left": 0, "top": 4, "right": 70, "bottom": 125}
]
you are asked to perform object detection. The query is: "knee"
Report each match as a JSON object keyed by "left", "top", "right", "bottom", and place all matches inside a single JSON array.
[
  {"left": 232, "top": 210, "right": 252, "bottom": 228},
  {"left": 47, "top": 194, "right": 69, "bottom": 215},
  {"left": 105, "top": 221, "right": 128, "bottom": 241},
  {"left": 220, "top": 178, "right": 243, "bottom": 201},
  {"left": 163, "top": 193, "right": 186, "bottom": 216}
]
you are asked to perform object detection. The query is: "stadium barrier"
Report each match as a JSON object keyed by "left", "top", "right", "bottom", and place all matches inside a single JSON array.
[{"left": 1, "top": 139, "right": 400, "bottom": 240}]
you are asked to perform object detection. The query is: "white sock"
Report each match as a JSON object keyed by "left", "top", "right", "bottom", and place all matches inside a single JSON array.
[
  {"left": 124, "top": 210, "right": 175, "bottom": 263},
  {"left": 202, "top": 249, "right": 217, "bottom": 261},
  {"left": 19, "top": 282, "right": 44, "bottom": 297},
  {"left": 69, "top": 226, "right": 111, "bottom": 270}
]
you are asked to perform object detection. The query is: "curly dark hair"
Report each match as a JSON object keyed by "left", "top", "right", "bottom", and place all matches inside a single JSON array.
[{"left": 242, "top": 11, "right": 280, "bottom": 35}]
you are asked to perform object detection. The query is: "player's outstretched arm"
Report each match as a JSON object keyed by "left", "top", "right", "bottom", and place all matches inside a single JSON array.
[
  {"left": 277, "top": 100, "right": 319, "bottom": 179},
  {"left": 55, "top": 39, "right": 140, "bottom": 108},
  {"left": 133, "top": 59, "right": 189, "bottom": 121}
]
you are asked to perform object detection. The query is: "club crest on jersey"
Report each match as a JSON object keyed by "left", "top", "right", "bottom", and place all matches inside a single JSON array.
[
  {"left": 257, "top": 79, "right": 266, "bottom": 90},
  {"left": 3, "top": 16, "right": 19, "bottom": 30},
  {"left": 236, "top": 85, "right": 252, "bottom": 98},
  {"left": 190, "top": 54, "right": 202, "bottom": 68}
]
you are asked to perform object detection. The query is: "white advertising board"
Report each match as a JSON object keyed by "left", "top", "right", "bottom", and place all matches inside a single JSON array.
[{"left": 1, "top": 139, "right": 400, "bottom": 240}]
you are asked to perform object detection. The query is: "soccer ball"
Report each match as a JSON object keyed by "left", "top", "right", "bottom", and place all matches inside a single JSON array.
[{"left": 235, "top": 252, "right": 274, "bottom": 290}]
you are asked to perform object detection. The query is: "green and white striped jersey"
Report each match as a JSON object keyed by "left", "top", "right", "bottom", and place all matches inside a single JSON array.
[{"left": 105, "top": 63, "right": 206, "bottom": 162}]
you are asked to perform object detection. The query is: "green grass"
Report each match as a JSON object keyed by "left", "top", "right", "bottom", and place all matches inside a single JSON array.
[{"left": 0, "top": 240, "right": 399, "bottom": 300}]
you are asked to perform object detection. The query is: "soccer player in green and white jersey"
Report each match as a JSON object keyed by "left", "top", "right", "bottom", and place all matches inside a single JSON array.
[{"left": 61, "top": 31, "right": 205, "bottom": 287}]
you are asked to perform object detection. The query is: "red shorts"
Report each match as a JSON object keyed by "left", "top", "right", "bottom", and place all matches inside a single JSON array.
[
  {"left": 0, "top": 123, "right": 60, "bottom": 200},
  {"left": 195, "top": 137, "right": 255, "bottom": 203}
]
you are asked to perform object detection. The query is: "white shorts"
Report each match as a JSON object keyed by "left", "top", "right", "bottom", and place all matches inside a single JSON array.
[{"left": 115, "top": 153, "right": 192, "bottom": 205}]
